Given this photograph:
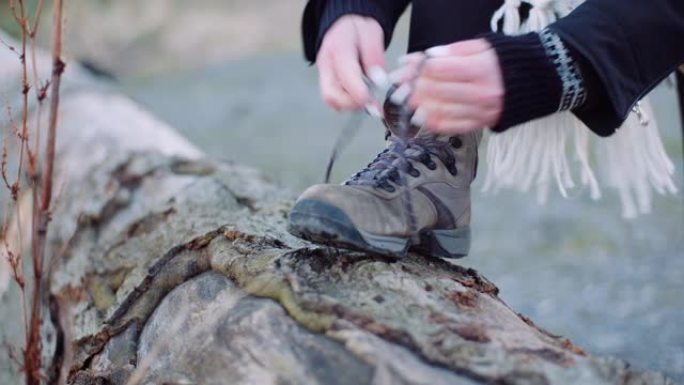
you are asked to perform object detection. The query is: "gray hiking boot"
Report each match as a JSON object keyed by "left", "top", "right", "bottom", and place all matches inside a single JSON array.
[{"left": 288, "top": 127, "right": 481, "bottom": 259}]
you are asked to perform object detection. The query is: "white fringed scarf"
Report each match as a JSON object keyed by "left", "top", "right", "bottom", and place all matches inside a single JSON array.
[{"left": 483, "top": 0, "right": 678, "bottom": 218}]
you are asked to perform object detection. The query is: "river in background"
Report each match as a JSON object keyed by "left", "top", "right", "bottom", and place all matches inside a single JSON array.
[{"left": 120, "top": 51, "right": 684, "bottom": 380}]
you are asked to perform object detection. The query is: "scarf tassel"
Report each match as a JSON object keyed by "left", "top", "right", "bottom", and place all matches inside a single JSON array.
[{"left": 484, "top": 0, "right": 678, "bottom": 218}]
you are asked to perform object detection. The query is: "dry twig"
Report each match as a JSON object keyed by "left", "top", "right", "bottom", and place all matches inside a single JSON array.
[{"left": 2, "top": 1, "right": 67, "bottom": 384}]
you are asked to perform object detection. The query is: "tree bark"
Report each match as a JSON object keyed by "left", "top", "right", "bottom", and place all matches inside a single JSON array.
[{"left": 0, "top": 33, "right": 677, "bottom": 385}]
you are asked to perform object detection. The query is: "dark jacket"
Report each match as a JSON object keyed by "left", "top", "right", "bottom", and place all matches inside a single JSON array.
[{"left": 302, "top": 0, "right": 684, "bottom": 136}]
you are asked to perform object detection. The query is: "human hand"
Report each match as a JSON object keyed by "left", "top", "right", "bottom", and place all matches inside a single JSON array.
[
  {"left": 316, "top": 15, "right": 387, "bottom": 111},
  {"left": 401, "top": 39, "right": 504, "bottom": 134}
]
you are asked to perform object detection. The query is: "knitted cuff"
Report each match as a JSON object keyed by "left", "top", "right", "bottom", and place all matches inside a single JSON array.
[
  {"left": 316, "top": 0, "right": 390, "bottom": 56},
  {"left": 538, "top": 28, "right": 587, "bottom": 111},
  {"left": 483, "top": 30, "right": 586, "bottom": 132}
]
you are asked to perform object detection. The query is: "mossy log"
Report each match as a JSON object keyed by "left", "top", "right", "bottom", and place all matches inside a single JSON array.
[{"left": 0, "top": 32, "right": 677, "bottom": 385}]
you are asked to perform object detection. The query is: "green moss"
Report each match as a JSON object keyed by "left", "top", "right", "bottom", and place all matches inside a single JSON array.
[
  {"left": 245, "top": 273, "right": 335, "bottom": 333},
  {"left": 213, "top": 247, "right": 336, "bottom": 333},
  {"left": 88, "top": 276, "right": 117, "bottom": 311}
]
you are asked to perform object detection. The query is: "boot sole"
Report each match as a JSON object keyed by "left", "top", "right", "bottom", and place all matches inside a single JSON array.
[{"left": 287, "top": 199, "right": 470, "bottom": 259}]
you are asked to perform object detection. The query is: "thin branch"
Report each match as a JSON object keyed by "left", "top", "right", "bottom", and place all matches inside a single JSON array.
[
  {"left": 5, "top": 341, "right": 23, "bottom": 368},
  {"left": 3, "top": 235, "right": 29, "bottom": 354},
  {"left": 29, "top": 0, "right": 45, "bottom": 37},
  {"left": 0, "top": 35, "right": 19, "bottom": 57},
  {"left": 14, "top": 0, "right": 30, "bottom": 196},
  {"left": 41, "top": 0, "right": 65, "bottom": 217},
  {"left": 1, "top": 106, "right": 20, "bottom": 200},
  {"left": 25, "top": 1, "right": 65, "bottom": 384},
  {"left": 1, "top": 143, "right": 11, "bottom": 192},
  {"left": 8, "top": 0, "right": 22, "bottom": 25},
  {"left": 28, "top": 13, "right": 49, "bottom": 179}
]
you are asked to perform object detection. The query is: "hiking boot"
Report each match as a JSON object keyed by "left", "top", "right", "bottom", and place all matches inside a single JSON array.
[{"left": 288, "top": 124, "right": 481, "bottom": 258}]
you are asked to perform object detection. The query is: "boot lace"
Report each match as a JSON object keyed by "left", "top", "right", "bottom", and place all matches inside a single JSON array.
[
  {"left": 345, "top": 136, "right": 458, "bottom": 193},
  {"left": 324, "top": 55, "right": 431, "bottom": 235}
]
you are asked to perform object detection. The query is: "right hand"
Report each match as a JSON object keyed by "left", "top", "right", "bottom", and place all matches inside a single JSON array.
[{"left": 316, "top": 15, "right": 386, "bottom": 111}]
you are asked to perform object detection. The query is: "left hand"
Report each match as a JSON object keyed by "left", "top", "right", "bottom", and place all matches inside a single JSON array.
[{"left": 403, "top": 39, "right": 504, "bottom": 134}]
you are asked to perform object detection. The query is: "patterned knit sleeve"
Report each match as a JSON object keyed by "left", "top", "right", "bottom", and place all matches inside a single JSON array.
[
  {"left": 549, "top": 0, "right": 684, "bottom": 136},
  {"left": 483, "top": 29, "right": 587, "bottom": 132}
]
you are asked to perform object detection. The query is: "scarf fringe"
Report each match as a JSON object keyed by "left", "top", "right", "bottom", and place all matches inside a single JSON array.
[
  {"left": 484, "top": 0, "right": 677, "bottom": 218},
  {"left": 598, "top": 101, "right": 678, "bottom": 218}
]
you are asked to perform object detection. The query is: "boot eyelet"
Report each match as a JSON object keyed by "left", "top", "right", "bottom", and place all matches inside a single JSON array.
[
  {"left": 409, "top": 168, "right": 421, "bottom": 177},
  {"left": 449, "top": 137, "right": 463, "bottom": 149},
  {"left": 426, "top": 161, "right": 437, "bottom": 170}
]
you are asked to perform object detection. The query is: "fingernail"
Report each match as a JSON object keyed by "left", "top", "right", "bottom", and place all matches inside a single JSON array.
[
  {"left": 425, "top": 45, "right": 450, "bottom": 58},
  {"left": 387, "top": 68, "right": 405, "bottom": 84},
  {"left": 368, "top": 66, "right": 389, "bottom": 89},
  {"left": 398, "top": 52, "right": 425, "bottom": 65},
  {"left": 410, "top": 108, "right": 426, "bottom": 126},
  {"left": 389, "top": 83, "right": 412, "bottom": 104},
  {"left": 397, "top": 55, "right": 411, "bottom": 65},
  {"left": 365, "top": 104, "right": 382, "bottom": 118}
]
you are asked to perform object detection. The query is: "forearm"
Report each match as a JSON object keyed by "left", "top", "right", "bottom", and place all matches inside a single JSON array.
[
  {"left": 485, "top": 0, "right": 684, "bottom": 136},
  {"left": 483, "top": 29, "right": 587, "bottom": 133},
  {"left": 550, "top": 0, "right": 684, "bottom": 135},
  {"left": 302, "top": 0, "right": 411, "bottom": 63}
]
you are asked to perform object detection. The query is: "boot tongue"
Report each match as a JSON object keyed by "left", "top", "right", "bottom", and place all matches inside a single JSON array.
[
  {"left": 383, "top": 99, "right": 420, "bottom": 138},
  {"left": 414, "top": 127, "right": 449, "bottom": 141},
  {"left": 382, "top": 93, "right": 448, "bottom": 141},
  {"left": 386, "top": 123, "right": 422, "bottom": 139},
  {"left": 385, "top": 120, "right": 448, "bottom": 143}
]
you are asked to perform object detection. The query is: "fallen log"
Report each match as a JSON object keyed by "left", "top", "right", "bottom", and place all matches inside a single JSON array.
[{"left": 0, "top": 33, "right": 677, "bottom": 385}]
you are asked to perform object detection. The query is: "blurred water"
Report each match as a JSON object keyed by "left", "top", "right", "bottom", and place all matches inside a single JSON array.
[{"left": 122, "top": 53, "right": 684, "bottom": 380}]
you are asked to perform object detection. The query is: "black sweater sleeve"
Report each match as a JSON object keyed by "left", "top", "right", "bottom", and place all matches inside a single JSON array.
[
  {"left": 483, "top": 32, "right": 565, "bottom": 133},
  {"left": 485, "top": 0, "right": 684, "bottom": 137},
  {"left": 550, "top": 0, "right": 684, "bottom": 136},
  {"left": 302, "top": 0, "right": 411, "bottom": 63}
]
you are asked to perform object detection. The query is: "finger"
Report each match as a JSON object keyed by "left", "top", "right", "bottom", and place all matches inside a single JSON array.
[
  {"left": 318, "top": 58, "right": 356, "bottom": 110},
  {"left": 410, "top": 78, "right": 481, "bottom": 107},
  {"left": 397, "top": 52, "right": 426, "bottom": 66},
  {"left": 422, "top": 101, "right": 487, "bottom": 123},
  {"left": 388, "top": 63, "right": 419, "bottom": 85},
  {"left": 389, "top": 83, "right": 413, "bottom": 104},
  {"left": 425, "top": 39, "right": 491, "bottom": 58},
  {"left": 392, "top": 52, "right": 427, "bottom": 84},
  {"left": 357, "top": 18, "right": 386, "bottom": 75},
  {"left": 387, "top": 66, "right": 412, "bottom": 84},
  {"left": 410, "top": 108, "right": 427, "bottom": 126},
  {"left": 421, "top": 100, "right": 499, "bottom": 131},
  {"left": 426, "top": 118, "right": 483, "bottom": 135},
  {"left": 364, "top": 101, "right": 383, "bottom": 118},
  {"left": 421, "top": 55, "right": 487, "bottom": 82},
  {"left": 333, "top": 50, "right": 371, "bottom": 108}
]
